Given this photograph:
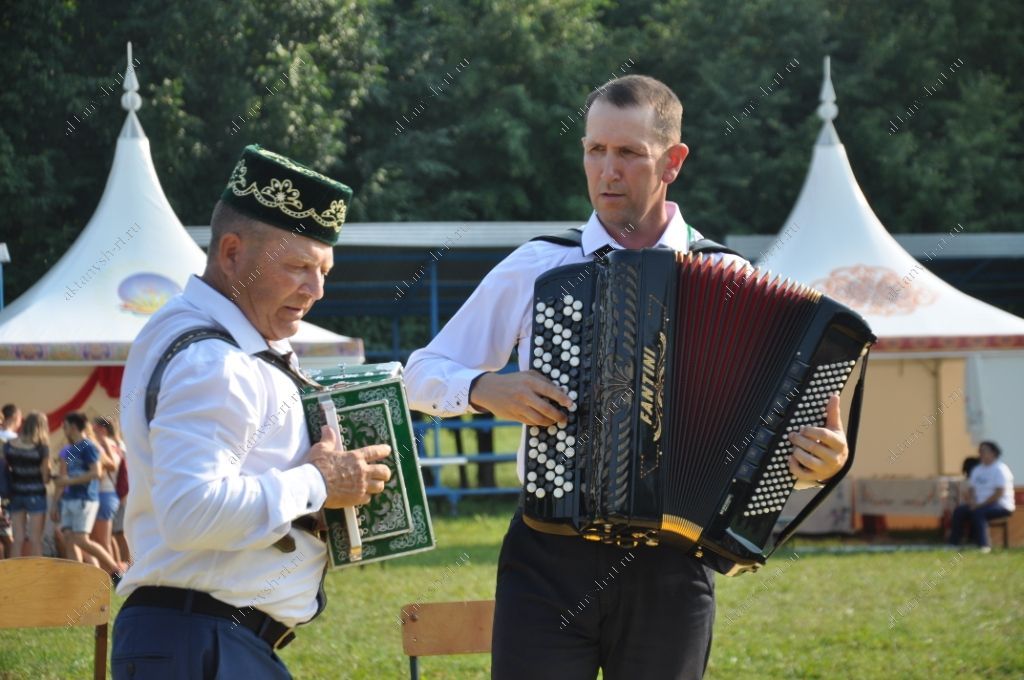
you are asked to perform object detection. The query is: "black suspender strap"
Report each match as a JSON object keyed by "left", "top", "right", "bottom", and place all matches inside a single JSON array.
[
  {"left": 144, "top": 328, "right": 323, "bottom": 426},
  {"left": 145, "top": 328, "right": 239, "bottom": 424},
  {"left": 529, "top": 228, "right": 740, "bottom": 259}
]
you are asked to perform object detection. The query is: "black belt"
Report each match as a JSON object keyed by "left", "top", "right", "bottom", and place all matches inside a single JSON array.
[{"left": 122, "top": 586, "right": 296, "bottom": 650}]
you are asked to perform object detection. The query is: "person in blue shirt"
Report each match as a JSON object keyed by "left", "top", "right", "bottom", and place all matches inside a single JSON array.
[{"left": 52, "top": 412, "right": 122, "bottom": 577}]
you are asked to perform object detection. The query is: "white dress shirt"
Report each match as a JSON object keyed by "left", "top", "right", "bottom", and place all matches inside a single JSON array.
[
  {"left": 405, "top": 203, "right": 745, "bottom": 480},
  {"left": 118, "top": 275, "right": 328, "bottom": 627}
]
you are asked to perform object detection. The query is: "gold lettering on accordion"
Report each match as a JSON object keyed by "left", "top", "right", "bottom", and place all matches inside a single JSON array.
[{"left": 638, "top": 331, "right": 667, "bottom": 442}]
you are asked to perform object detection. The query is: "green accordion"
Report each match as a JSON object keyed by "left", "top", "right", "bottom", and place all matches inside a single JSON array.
[{"left": 300, "top": 362, "right": 435, "bottom": 568}]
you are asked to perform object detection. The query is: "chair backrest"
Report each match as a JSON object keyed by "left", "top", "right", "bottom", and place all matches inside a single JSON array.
[
  {"left": 0, "top": 557, "right": 112, "bottom": 680},
  {"left": 400, "top": 600, "right": 495, "bottom": 657}
]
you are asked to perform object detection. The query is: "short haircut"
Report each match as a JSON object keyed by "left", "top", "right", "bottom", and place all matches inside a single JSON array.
[
  {"left": 584, "top": 75, "right": 683, "bottom": 147},
  {"left": 64, "top": 412, "right": 88, "bottom": 432},
  {"left": 979, "top": 441, "right": 1002, "bottom": 458},
  {"left": 208, "top": 200, "right": 275, "bottom": 257},
  {"left": 1, "top": 404, "right": 18, "bottom": 421}
]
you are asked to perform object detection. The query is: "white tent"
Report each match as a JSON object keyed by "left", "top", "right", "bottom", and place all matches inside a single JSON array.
[
  {"left": 0, "top": 44, "right": 362, "bottom": 427},
  {"left": 758, "top": 57, "right": 1024, "bottom": 480}
]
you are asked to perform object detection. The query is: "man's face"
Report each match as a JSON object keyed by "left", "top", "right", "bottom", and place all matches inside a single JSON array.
[
  {"left": 582, "top": 100, "right": 686, "bottom": 231},
  {"left": 979, "top": 444, "right": 997, "bottom": 465},
  {"left": 227, "top": 227, "right": 334, "bottom": 341}
]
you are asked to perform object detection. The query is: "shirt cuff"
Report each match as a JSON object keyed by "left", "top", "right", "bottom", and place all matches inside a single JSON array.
[
  {"left": 260, "top": 464, "right": 328, "bottom": 528},
  {"left": 431, "top": 369, "right": 486, "bottom": 416}
]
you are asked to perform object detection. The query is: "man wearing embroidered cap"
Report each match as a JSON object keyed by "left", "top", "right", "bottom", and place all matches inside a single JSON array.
[{"left": 112, "top": 145, "right": 391, "bottom": 679}]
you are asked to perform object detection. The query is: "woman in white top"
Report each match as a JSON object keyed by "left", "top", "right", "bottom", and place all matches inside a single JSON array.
[
  {"left": 948, "top": 441, "right": 1015, "bottom": 551},
  {"left": 90, "top": 417, "right": 124, "bottom": 567}
]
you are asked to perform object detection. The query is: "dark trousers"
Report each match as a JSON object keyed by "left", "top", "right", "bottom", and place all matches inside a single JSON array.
[
  {"left": 112, "top": 605, "right": 292, "bottom": 679},
  {"left": 491, "top": 510, "right": 715, "bottom": 680},
  {"left": 948, "top": 503, "right": 1012, "bottom": 547}
]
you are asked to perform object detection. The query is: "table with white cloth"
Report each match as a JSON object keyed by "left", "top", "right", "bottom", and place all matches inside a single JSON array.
[{"left": 856, "top": 477, "right": 963, "bottom": 517}]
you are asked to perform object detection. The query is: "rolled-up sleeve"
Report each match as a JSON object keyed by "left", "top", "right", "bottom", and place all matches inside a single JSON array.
[
  {"left": 149, "top": 349, "right": 325, "bottom": 552},
  {"left": 405, "top": 243, "right": 552, "bottom": 417}
]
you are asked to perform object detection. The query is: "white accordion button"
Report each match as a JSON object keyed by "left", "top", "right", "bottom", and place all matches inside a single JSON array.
[
  {"left": 572, "top": 300, "right": 583, "bottom": 310},
  {"left": 563, "top": 295, "right": 573, "bottom": 304},
  {"left": 547, "top": 425, "right": 558, "bottom": 435},
  {"left": 535, "top": 487, "right": 547, "bottom": 498},
  {"left": 564, "top": 481, "right": 574, "bottom": 492},
  {"left": 526, "top": 482, "right": 537, "bottom": 493},
  {"left": 570, "top": 357, "right": 580, "bottom": 367},
  {"left": 537, "top": 453, "right": 547, "bottom": 464},
  {"left": 527, "top": 471, "right": 537, "bottom": 481},
  {"left": 535, "top": 302, "right": 546, "bottom": 312},
  {"left": 529, "top": 426, "right": 540, "bottom": 436},
  {"left": 553, "top": 488, "right": 564, "bottom": 499},
  {"left": 572, "top": 312, "right": 582, "bottom": 322},
  {"left": 545, "top": 470, "right": 555, "bottom": 481},
  {"left": 555, "top": 464, "right": 565, "bottom": 474}
]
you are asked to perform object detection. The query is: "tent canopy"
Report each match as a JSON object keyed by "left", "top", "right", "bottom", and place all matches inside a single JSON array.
[
  {"left": 0, "top": 44, "right": 362, "bottom": 367},
  {"left": 759, "top": 58, "right": 1024, "bottom": 355}
]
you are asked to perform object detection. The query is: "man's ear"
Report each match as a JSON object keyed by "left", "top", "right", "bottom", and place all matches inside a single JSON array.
[
  {"left": 216, "top": 231, "right": 245, "bottom": 278},
  {"left": 662, "top": 143, "right": 690, "bottom": 184}
]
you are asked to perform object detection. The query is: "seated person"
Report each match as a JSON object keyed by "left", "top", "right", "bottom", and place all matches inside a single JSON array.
[{"left": 948, "top": 441, "right": 1015, "bottom": 551}]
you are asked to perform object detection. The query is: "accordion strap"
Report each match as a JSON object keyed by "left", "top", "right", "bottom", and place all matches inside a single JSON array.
[
  {"left": 768, "top": 350, "right": 871, "bottom": 554},
  {"left": 530, "top": 227, "right": 740, "bottom": 258}
]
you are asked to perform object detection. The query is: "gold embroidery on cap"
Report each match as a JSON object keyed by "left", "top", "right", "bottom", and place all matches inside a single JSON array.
[{"left": 228, "top": 159, "right": 346, "bottom": 231}]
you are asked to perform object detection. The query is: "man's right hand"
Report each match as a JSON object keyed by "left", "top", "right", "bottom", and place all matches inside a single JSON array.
[
  {"left": 308, "top": 426, "right": 392, "bottom": 509},
  {"left": 469, "top": 370, "right": 573, "bottom": 426}
]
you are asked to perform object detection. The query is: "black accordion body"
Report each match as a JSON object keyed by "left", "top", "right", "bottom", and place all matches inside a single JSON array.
[{"left": 522, "top": 249, "right": 875, "bottom": 574}]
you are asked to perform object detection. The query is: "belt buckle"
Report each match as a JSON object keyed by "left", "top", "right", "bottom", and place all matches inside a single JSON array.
[{"left": 273, "top": 627, "right": 296, "bottom": 650}]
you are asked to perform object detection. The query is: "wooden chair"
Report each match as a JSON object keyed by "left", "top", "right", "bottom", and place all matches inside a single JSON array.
[
  {"left": 988, "top": 516, "right": 1010, "bottom": 548},
  {"left": 400, "top": 600, "right": 495, "bottom": 679},
  {"left": 0, "top": 557, "right": 112, "bottom": 680}
]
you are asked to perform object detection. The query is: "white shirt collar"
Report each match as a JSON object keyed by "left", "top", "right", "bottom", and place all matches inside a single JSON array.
[
  {"left": 182, "top": 275, "right": 293, "bottom": 357},
  {"left": 580, "top": 201, "right": 691, "bottom": 256}
]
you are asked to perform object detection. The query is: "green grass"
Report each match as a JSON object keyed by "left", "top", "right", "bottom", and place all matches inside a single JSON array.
[{"left": 2, "top": 500, "right": 1022, "bottom": 679}]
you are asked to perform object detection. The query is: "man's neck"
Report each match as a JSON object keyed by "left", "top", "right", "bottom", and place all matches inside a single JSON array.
[{"left": 604, "top": 203, "right": 672, "bottom": 250}]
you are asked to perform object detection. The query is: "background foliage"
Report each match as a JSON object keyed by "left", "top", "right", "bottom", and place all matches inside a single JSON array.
[{"left": 1, "top": 0, "right": 1021, "bottom": 300}]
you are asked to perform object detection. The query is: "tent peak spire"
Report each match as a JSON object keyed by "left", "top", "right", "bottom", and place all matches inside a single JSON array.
[
  {"left": 121, "top": 42, "right": 141, "bottom": 113},
  {"left": 815, "top": 56, "right": 840, "bottom": 145},
  {"left": 817, "top": 55, "right": 837, "bottom": 122}
]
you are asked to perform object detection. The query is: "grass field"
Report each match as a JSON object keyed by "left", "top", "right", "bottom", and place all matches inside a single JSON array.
[{"left": 1, "top": 495, "right": 1021, "bottom": 679}]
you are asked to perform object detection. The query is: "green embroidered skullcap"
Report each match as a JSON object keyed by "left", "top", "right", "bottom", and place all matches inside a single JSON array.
[{"left": 221, "top": 144, "right": 352, "bottom": 245}]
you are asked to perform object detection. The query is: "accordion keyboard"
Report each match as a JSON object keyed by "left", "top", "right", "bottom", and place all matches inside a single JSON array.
[
  {"left": 525, "top": 294, "right": 585, "bottom": 501},
  {"left": 743, "top": 359, "right": 858, "bottom": 517}
]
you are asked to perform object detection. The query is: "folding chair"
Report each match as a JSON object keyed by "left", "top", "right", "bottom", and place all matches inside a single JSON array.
[
  {"left": 0, "top": 557, "right": 112, "bottom": 680},
  {"left": 400, "top": 599, "right": 495, "bottom": 679}
]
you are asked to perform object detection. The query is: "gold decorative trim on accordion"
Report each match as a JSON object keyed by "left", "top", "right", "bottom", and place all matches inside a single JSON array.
[{"left": 661, "top": 514, "right": 702, "bottom": 544}]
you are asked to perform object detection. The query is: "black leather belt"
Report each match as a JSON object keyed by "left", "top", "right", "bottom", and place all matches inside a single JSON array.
[{"left": 122, "top": 586, "right": 296, "bottom": 650}]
